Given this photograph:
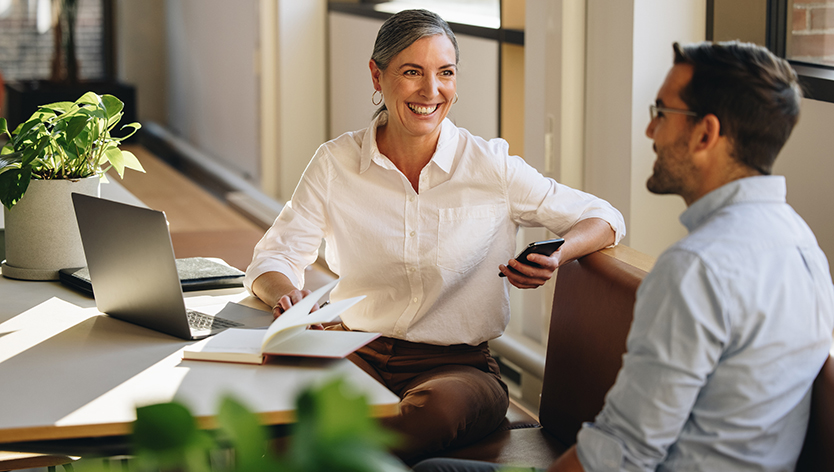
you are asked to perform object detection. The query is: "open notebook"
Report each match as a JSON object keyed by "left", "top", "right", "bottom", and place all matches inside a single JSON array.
[{"left": 183, "top": 279, "right": 379, "bottom": 363}]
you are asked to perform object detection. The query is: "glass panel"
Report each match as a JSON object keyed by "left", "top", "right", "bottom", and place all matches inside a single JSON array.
[
  {"left": 371, "top": 0, "right": 500, "bottom": 29},
  {"left": 0, "top": 0, "right": 104, "bottom": 81},
  {"left": 787, "top": 0, "right": 834, "bottom": 67}
]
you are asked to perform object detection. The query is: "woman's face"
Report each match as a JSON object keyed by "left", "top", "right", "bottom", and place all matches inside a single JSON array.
[{"left": 371, "top": 34, "right": 457, "bottom": 142}]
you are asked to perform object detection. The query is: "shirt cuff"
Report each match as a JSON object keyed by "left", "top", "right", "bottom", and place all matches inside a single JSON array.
[{"left": 576, "top": 423, "right": 625, "bottom": 472}]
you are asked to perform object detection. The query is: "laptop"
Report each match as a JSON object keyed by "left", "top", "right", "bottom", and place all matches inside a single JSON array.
[{"left": 72, "top": 193, "right": 268, "bottom": 340}]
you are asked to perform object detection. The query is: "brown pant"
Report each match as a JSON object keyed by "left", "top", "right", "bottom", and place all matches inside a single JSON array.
[{"left": 345, "top": 334, "right": 509, "bottom": 462}]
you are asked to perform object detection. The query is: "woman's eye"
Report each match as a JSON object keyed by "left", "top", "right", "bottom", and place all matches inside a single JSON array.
[{"left": 404, "top": 70, "right": 418, "bottom": 76}]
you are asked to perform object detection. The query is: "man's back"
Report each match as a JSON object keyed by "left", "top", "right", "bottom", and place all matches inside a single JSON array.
[{"left": 589, "top": 176, "right": 834, "bottom": 471}]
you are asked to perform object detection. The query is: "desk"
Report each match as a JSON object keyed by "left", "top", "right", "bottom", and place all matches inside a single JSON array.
[{"left": 0, "top": 184, "right": 399, "bottom": 454}]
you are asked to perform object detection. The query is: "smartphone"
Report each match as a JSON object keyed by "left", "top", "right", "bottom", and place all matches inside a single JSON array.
[{"left": 499, "top": 238, "right": 566, "bottom": 277}]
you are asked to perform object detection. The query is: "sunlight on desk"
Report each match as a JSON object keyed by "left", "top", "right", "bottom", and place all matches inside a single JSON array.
[{"left": 0, "top": 289, "right": 399, "bottom": 446}]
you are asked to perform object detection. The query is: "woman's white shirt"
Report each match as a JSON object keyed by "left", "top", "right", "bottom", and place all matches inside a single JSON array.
[{"left": 245, "top": 113, "right": 625, "bottom": 346}]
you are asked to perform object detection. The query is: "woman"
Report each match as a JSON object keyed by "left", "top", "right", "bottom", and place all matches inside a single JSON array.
[{"left": 245, "top": 9, "right": 625, "bottom": 461}]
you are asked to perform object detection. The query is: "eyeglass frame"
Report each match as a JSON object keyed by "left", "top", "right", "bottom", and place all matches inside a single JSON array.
[{"left": 649, "top": 104, "right": 699, "bottom": 121}]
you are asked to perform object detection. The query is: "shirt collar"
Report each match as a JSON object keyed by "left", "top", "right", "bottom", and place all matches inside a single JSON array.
[
  {"left": 359, "top": 112, "right": 458, "bottom": 174},
  {"left": 680, "top": 175, "right": 787, "bottom": 232}
]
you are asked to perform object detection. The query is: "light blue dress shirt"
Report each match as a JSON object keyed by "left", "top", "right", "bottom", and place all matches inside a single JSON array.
[{"left": 577, "top": 176, "right": 834, "bottom": 472}]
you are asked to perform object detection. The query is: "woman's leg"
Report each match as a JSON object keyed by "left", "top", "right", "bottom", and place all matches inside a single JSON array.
[
  {"left": 384, "top": 363, "right": 508, "bottom": 461},
  {"left": 348, "top": 337, "right": 509, "bottom": 462}
]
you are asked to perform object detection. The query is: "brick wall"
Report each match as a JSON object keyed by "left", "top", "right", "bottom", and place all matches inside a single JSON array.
[
  {"left": 791, "top": 0, "right": 834, "bottom": 65},
  {"left": 0, "top": 0, "right": 104, "bottom": 82}
]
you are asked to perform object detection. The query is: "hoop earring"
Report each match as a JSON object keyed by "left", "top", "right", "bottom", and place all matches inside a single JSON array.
[
  {"left": 453, "top": 93, "right": 459, "bottom": 104},
  {"left": 372, "top": 90, "right": 383, "bottom": 106}
]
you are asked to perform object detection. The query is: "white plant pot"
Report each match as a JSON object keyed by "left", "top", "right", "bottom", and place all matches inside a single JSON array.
[{"left": 2, "top": 177, "right": 101, "bottom": 280}]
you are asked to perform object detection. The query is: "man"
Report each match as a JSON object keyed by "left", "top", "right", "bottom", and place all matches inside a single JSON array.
[
  {"left": 550, "top": 40, "right": 834, "bottom": 472},
  {"left": 413, "top": 41, "right": 834, "bottom": 472}
]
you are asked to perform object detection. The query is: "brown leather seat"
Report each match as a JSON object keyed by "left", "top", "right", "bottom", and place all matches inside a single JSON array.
[{"left": 435, "top": 246, "right": 651, "bottom": 468}]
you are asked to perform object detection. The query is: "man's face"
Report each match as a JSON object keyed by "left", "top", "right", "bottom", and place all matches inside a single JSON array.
[{"left": 645, "top": 64, "right": 699, "bottom": 200}]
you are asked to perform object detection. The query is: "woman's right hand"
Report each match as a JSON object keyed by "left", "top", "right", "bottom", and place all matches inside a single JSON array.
[
  {"left": 272, "top": 288, "right": 313, "bottom": 319},
  {"left": 252, "top": 271, "right": 320, "bottom": 320}
]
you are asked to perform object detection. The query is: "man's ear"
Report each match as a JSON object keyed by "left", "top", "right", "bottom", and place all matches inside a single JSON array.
[
  {"left": 369, "top": 59, "right": 382, "bottom": 90},
  {"left": 692, "top": 114, "right": 721, "bottom": 153}
]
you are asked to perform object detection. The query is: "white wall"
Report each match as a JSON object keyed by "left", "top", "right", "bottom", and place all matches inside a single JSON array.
[
  {"left": 165, "top": 0, "right": 260, "bottom": 184},
  {"left": 774, "top": 98, "right": 834, "bottom": 272},
  {"left": 585, "top": 0, "right": 705, "bottom": 257},
  {"left": 116, "top": 0, "right": 167, "bottom": 125},
  {"left": 270, "top": 0, "right": 327, "bottom": 203}
]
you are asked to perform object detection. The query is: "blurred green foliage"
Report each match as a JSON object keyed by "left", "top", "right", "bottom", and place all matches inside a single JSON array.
[{"left": 75, "top": 378, "right": 407, "bottom": 472}]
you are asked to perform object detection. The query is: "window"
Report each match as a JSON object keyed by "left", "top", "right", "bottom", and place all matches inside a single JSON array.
[
  {"left": 786, "top": 0, "right": 834, "bottom": 67},
  {"left": 708, "top": 0, "right": 834, "bottom": 103}
]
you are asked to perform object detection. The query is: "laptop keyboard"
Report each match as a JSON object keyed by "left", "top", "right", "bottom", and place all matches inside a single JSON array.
[{"left": 186, "top": 309, "right": 244, "bottom": 330}]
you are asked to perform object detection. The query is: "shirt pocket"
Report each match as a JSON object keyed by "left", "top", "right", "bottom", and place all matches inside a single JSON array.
[{"left": 437, "top": 204, "right": 501, "bottom": 273}]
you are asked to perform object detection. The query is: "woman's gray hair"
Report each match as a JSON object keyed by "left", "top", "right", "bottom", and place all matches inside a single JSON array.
[{"left": 371, "top": 9, "right": 459, "bottom": 117}]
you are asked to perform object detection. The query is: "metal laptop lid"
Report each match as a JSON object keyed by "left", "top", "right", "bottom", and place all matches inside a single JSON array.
[{"left": 71, "top": 193, "right": 195, "bottom": 339}]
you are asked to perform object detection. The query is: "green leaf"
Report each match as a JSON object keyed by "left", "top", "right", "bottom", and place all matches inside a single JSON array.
[
  {"left": 132, "top": 402, "right": 214, "bottom": 472},
  {"left": 77, "top": 91, "right": 101, "bottom": 107},
  {"left": 39, "top": 101, "right": 75, "bottom": 115},
  {"left": 0, "top": 149, "right": 23, "bottom": 170},
  {"left": 101, "top": 94, "right": 125, "bottom": 120},
  {"left": 113, "top": 122, "right": 142, "bottom": 143},
  {"left": 65, "top": 114, "right": 91, "bottom": 143},
  {"left": 0, "top": 167, "right": 32, "bottom": 210},
  {"left": 104, "top": 146, "right": 126, "bottom": 178},
  {"left": 0, "top": 117, "right": 8, "bottom": 137},
  {"left": 216, "top": 396, "right": 279, "bottom": 472},
  {"left": 120, "top": 149, "right": 145, "bottom": 172},
  {"left": 106, "top": 111, "right": 123, "bottom": 131},
  {"left": 287, "top": 379, "right": 405, "bottom": 472},
  {"left": 134, "top": 402, "right": 200, "bottom": 451}
]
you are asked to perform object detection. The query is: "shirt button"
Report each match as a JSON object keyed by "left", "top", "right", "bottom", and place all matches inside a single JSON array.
[
  {"left": 412, "top": 297, "right": 419, "bottom": 303},
  {"left": 409, "top": 231, "right": 416, "bottom": 237},
  {"left": 409, "top": 196, "right": 416, "bottom": 202},
  {"left": 409, "top": 267, "right": 416, "bottom": 272}
]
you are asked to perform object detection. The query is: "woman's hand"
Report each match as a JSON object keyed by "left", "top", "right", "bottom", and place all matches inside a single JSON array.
[
  {"left": 499, "top": 218, "right": 616, "bottom": 290},
  {"left": 272, "top": 288, "right": 314, "bottom": 318},
  {"left": 252, "top": 271, "right": 321, "bottom": 320},
  {"left": 499, "top": 250, "right": 561, "bottom": 289}
]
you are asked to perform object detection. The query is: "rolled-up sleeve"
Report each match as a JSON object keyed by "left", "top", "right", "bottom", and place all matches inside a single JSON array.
[
  {"left": 243, "top": 148, "right": 331, "bottom": 293},
  {"left": 577, "top": 250, "right": 726, "bottom": 471},
  {"left": 503, "top": 151, "right": 625, "bottom": 245}
]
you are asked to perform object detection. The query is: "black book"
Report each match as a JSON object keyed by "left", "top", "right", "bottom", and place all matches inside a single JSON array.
[{"left": 60, "top": 257, "right": 245, "bottom": 297}]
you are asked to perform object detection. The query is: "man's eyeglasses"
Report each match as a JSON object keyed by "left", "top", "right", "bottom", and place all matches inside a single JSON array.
[{"left": 649, "top": 104, "right": 699, "bottom": 121}]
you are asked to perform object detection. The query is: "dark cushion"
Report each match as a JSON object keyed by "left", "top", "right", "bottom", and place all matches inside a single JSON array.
[
  {"left": 796, "top": 355, "right": 834, "bottom": 471},
  {"left": 539, "top": 248, "right": 649, "bottom": 445}
]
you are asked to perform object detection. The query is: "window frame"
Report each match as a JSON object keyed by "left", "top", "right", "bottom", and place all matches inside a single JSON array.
[
  {"left": 707, "top": 0, "right": 834, "bottom": 103},
  {"left": 770, "top": 0, "right": 834, "bottom": 103}
]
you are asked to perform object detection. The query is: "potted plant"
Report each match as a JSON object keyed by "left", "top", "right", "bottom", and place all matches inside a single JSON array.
[{"left": 0, "top": 91, "right": 143, "bottom": 280}]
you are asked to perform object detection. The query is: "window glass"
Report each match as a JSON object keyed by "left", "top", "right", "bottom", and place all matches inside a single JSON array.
[
  {"left": 371, "top": 0, "right": 500, "bottom": 29},
  {"left": 0, "top": 0, "right": 104, "bottom": 81},
  {"left": 787, "top": 0, "right": 834, "bottom": 66}
]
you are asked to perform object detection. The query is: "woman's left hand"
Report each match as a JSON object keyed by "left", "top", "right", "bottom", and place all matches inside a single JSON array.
[{"left": 499, "top": 250, "right": 561, "bottom": 289}]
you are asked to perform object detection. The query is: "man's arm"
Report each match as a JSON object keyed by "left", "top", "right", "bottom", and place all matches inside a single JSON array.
[{"left": 500, "top": 217, "right": 616, "bottom": 289}]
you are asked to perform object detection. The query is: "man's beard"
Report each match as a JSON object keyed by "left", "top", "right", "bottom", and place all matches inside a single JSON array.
[{"left": 646, "top": 134, "right": 695, "bottom": 196}]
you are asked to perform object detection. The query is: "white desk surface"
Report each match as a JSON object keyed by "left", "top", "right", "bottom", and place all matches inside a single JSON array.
[{"left": 0, "top": 183, "right": 399, "bottom": 445}]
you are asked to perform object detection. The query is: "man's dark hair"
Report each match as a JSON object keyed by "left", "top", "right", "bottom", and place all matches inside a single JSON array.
[{"left": 673, "top": 41, "right": 802, "bottom": 175}]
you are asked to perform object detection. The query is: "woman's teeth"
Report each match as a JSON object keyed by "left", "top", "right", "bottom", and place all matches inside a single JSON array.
[{"left": 409, "top": 103, "right": 438, "bottom": 115}]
